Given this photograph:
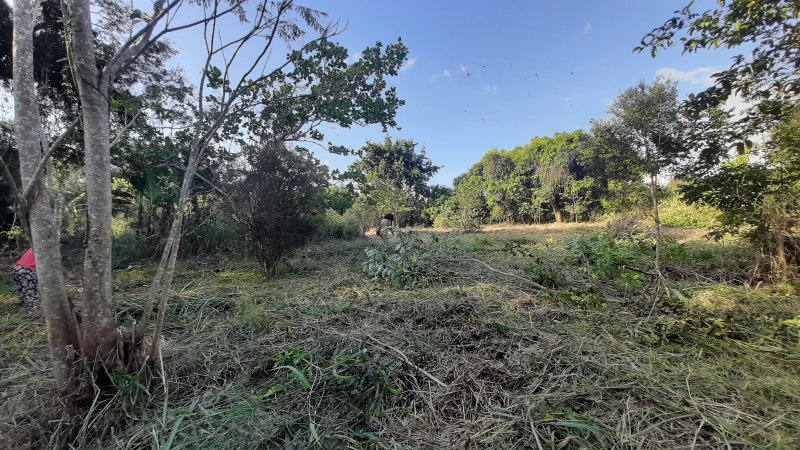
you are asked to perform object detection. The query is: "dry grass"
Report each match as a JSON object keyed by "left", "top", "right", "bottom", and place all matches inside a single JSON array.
[{"left": 1, "top": 226, "right": 799, "bottom": 449}]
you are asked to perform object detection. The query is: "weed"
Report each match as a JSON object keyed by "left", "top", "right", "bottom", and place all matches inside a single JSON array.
[
  {"left": 568, "top": 234, "right": 642, "bottom": 287},
  {"left": 523, "top": 259, "right": 562, "bottom": 288},
  {"left": 363, "top": 231, "right": 456, "bottom": 287}
]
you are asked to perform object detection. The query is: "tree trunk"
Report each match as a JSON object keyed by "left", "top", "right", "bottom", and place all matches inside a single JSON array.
[
  {"left": 553, "top": 208, "right": 562, "bottom": 224},
  {"left": 649, "top": 174, "right": 662, "bottom": 275},
  {"left": 14, "top": 0, "right": 81, "bottom": 388},
  {"left": 63, "top": 0, "right": 117, "bottom": 366},
  {"left": 143, "top": 143, "right": 203, "bottom": 360}
]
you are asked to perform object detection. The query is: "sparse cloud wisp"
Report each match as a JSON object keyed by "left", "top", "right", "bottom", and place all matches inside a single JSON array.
[
  {"left": 656, "top": 67, "right": 717, "bottom": 87},
  {"left": 401, "top": 57, "right": 417, "bottom": 71},
  {"left": 432, "top": 69, "right": 452, "bottom": 80}
]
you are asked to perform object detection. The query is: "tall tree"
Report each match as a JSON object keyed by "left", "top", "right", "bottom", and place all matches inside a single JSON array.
[
  {"left": 592, "top": 79, "right": 685, "bottom": 274},
  {"left": 13, "top": 0, "right": 81, "bottom": 388},
  {"left": 347, "top": 137, "right": 439, "bottom": 225},
  {"left": 140, "top": 1, "right": 409, "bottom": 361}
]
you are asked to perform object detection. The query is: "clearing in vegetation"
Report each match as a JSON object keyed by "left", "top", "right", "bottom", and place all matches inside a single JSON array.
[{"left": 2, "top": 224, "right": 798, "bottom": 449}]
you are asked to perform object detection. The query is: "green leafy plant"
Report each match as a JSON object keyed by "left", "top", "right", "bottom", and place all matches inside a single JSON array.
[
  {"left": 568, "top": 235, "right": 640, "bottom": 285},
  {"left": 362, "top": 231, "right": 455, "bottom": 287}
]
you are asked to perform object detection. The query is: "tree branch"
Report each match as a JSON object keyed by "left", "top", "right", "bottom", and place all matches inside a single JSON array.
[
  {"left": 20, "top": 117, "right": 80, "bottom": 202},
  {"left": 109, "top": 110, "right": 143, "bottom": 148}
]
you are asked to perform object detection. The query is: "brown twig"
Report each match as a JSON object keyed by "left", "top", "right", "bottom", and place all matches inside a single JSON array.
[{"left": 365, "top": 334, "right": 448, "bottom": 388}]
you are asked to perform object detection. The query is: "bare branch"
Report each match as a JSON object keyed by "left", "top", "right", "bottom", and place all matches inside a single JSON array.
[
  {"left": 169, "top": 163, "right": 227, "bottom": 196},
  {"left": 20, "top": 117, "right": 81, "bottom": 202},
  {"left": 104, "top": 0, "right": 181, "bottom": 82},
  {"left": 110, "top": 110, "right": 143, "bottom": 148}
]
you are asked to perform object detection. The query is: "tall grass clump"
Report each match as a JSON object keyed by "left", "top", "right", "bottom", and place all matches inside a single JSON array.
[{"left": 312, "top": 213, "right": 361, "bottom": 241}]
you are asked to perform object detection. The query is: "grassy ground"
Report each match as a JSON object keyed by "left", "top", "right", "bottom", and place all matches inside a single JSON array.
[{"left": 1, "top": 224, "right": 799, "bottom": 449}]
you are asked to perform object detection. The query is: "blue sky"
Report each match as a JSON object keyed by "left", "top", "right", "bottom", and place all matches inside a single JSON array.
[{"left": 153, "top": 0, "right": 737, "bottom": 186}]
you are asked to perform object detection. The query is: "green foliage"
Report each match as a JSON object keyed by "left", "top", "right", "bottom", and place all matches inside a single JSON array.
[
  {"left": 228, "top": 143, "right": 328, "bottom": 277},
  {"left": 592, "top": 78, "right": 685, "bottom": 183},
  {"left": 523, "top": 260, "right": 562, "bottom": 288},
  {"left": 312, "top": 213, "right": 361, "bottom": 241},
  {"left": 362, "top": 231, "right": 454, "bottom": 287},
  {"left": 568, "top": 235, "right": 641, "bottom": 287},
  {"left": 638, "top": 0, "right": 800, "bottom": 136},
  {"left": 443, "top": 130, "right": 612, "bottom": 225},
  {"left": 345, "top": 138, "right": 441, "bottom": 225},
  {"left": 659, "top": 196, "right": 719, "bottom": 229},
  {"left": 112, "top": 231, "right": 150, "bottom": 267},
  {"left": 323, "top": 185, "right": 356, "bottom": 215},
  {"left": 108, "top": 370, "right": 150, "bottom": 417},
  {"left": 600, "top": 180, "right": 651, "bottom": 218}
]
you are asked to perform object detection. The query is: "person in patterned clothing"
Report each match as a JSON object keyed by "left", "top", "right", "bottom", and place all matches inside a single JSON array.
[{"left": 13, "top": 236, "right": 74, "bottom": 310}]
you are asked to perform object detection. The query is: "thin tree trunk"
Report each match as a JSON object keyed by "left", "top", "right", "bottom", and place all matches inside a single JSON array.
[
  {"left": 143, "top": 144, "right": 203, "bottom": 360},
  {"left": 62, "top": 0, "right": 117, "bottom": 366},
  {"left": 14, "top": 0, "right": 81, "bottom": 387},
  {"left": 650, "top": 174, "right": 662, "bottom": 275}
]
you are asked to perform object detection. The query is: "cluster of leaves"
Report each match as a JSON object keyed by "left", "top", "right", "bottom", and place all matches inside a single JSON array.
[
  {"left": 568, "top": 235, "right": 642, "bottom": 287},
  {"left": 228, "top": 143, "right": 329, "bottom": 277},
  {"left": 264, "top": 346, "right": 400, "bottom": 421},
  {"left": 362, "top": 231, "right": 456, "bottom": 287},
  {"left": 338, "top": 138, "right": 445, "bottom": 227}
]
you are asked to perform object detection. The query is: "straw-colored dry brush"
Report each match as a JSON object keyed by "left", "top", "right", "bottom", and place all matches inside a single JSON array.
[{"left": 1, "top": 224, "right": 799, "bottom": 449}]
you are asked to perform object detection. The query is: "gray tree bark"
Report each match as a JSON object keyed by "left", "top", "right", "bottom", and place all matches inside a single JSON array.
[
  {"left": 14, "top": 0, "right": 81, "bottom": 387},
  {"left": 61, "top": 0, "right": 118, "bottom": 366}
]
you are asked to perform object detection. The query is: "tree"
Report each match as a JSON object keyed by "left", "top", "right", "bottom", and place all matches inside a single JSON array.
[
  {"left": 638, "top": 0, "right": 800, "bottom": 277},
  {"left": 637, "top": 0, "right": 800, "bottom": 139},
  {"left": 592, "top": 79, "right": 686, "bottom": 274},
  {"left": 452, "top": 172, "right": 487, "bottom": 230},
  {"left": 140, "top": 1, "right": 408, "bottom": 362},
  {"left": 13, "top": 0, "right": 80, "bottom": 387},
  {"left": 682, "top": 107, "right": 800, "bottom": 277},
  {"left": 12, "top": 0, "right": 408, "bottom": 389},
  {"left": 347, "top": 138, "right": 440, "bottom": 225},
  {"left": 229, "top": 143, "right": 327, "bottom": 276}
]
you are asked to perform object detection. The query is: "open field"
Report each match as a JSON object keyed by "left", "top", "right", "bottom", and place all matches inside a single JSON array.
[{"left": 1, "top": 224, "right": 799, "bottom": 449}]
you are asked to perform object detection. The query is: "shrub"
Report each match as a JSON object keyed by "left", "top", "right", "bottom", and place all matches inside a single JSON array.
[
  {"left": 344, "top": 199, "right": 379, "bottom": 235},
  {"left": 362, "top": 231, "right": 455, "bottom": 287},
  {"left": 659, "top": 196, "right": 719, "bottom": 229},
  {"left": 568, "top": 234, "right": 641, "bottom": 286},
  {"left": 606, "top": 216, "right": 649, "bottom": 241},
  {"left": 228, "top": 143, "right": 328, "bottom": 277},
  {"left": 182, "top": 211, "right": 245, "bottom": 256}
]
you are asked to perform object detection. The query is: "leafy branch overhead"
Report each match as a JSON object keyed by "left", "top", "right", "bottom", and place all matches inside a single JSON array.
[{"left": 636, "top": 0, "right": 800, "bottom": 131}]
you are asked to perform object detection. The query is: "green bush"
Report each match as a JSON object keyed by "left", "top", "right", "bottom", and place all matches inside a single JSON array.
[
  {"left": 183, "top": 212, "right": 245, "bottom": 256},
  {"left": 659, "top": 197, "right": 720, "bottom": 229},
  {"left": 112, "top": 231, "right": 150, "bottom": 266},
  {"left": 362, "top": 231, "right": 455, "bottom": 287},
  {"left": 568, "top": 235, "right": 641, "bottom": 286}
]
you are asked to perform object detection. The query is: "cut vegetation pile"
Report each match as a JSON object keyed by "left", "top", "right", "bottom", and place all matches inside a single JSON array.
[{"left": 1, "top": 224, "right": 799, "bottom": 449}]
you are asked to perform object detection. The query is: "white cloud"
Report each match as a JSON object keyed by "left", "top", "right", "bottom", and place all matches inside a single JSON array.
[
  {"left": 348, "top": 52, "right": 362, "bottom": 63},
  {"left": 432, "top": 69, "right": 452, "bottom": 80},
  {"left": 400, "top": 57, "right": 417, "bottom": 71},
  {"left": 459, "top": 64, "right": 467, "bottom": 73},
  {"left": 482, "top": 85, "right": 499, "bottom": 95},
  {"left": 656, "top": 67, "right": 717, "bottom": 87},
  {"left": 583, "top": 23, "right": 592, "bottom": 34}
]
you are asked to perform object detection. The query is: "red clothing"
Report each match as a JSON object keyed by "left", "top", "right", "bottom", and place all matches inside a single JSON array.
[{"left": 15, "top": 248, "right": 36, "bottom": 272}]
